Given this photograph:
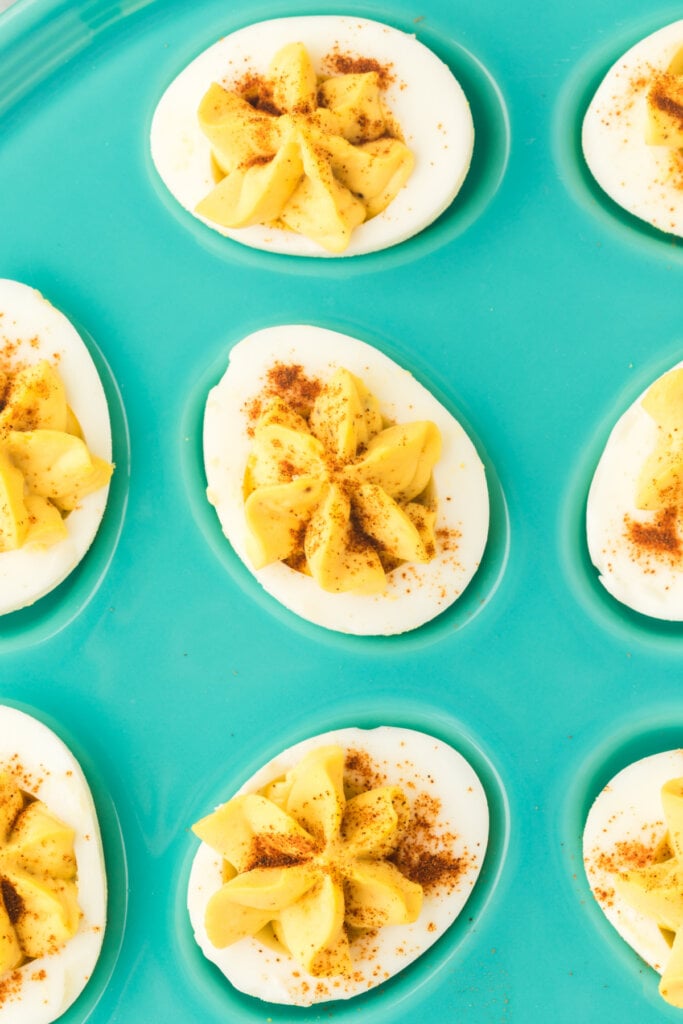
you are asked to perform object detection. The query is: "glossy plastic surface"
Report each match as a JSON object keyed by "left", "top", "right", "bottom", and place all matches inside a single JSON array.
[{"left": 0, "top": 0, "right": 682, "bottom": 1020}]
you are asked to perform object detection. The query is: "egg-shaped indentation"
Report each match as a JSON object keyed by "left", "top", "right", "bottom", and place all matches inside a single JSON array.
[
  {"left": 198, "top": 324, "right": 491, "bottom": 638},
  {"left": 583, "top": 746, "right": 683, "bottom": 1008},
  {"left": 150, "top": 15, "right": 489, "bottom": 259},
  {"left": 0, "top": 280, "right": 128, "bottom": 652},
  {"left": 586, "top": 359, "right": 683, "bottom": 622},
  {"left": 186, "top": 724, "right": 490, "bottom": 1007},
  {"left": 0, "top": 704, "right": 113, "bottom": 1024},
  {"left": 579, "top": 19, "right": 683, "bottom": 241}
]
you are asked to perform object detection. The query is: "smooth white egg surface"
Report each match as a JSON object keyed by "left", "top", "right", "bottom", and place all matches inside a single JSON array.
[
  {"left": 203, "top": 324, "right": 489, "bottom": 635},
  {"left": 586, "top": 360, "right": 683, "bottom": 620},
  {"left": 150, "top": 15, "right": 474, "bottom": 257},
  {"left": 0, "top": 705, "right": 107, "bottom": 1023},
  {"left": 0, "top": 279, "right": 113, "bottom": 616},
  {"left": 582, "top": 20, "right": 683, "bottom": 238},
  {"left": 583, "top": 750, "right": 683, "bottom": 988},
  {"left": 187, "top": 725, "right": 489, "bottom": 1006}
]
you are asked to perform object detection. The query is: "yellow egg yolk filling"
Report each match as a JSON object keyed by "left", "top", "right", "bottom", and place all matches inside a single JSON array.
[
  {"left": 242, "top": 366, "right": 440, "bottom": 595},
  {"left": 192, "top": 745, "right": 423, "bottom": 977},
  {"left": 613, "top": 777, "right": 683, "bottom": 1008},
  {"left": 195, "top": 42, "right": 415, "bottom": 253},
  {"left": 0, "top": 360, "right": 113, "bottom": 553},
  {"left": 0, "top": 772, "right": 81, "bottom": 977},
  {"left": 634, "top": 368, "right": 683, "bottom": 513},
  {"left": 646, "top": 46, "right": 683, "bottom": 150}
]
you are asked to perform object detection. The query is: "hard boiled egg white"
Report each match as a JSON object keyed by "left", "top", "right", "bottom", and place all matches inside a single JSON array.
[
  {"left": 187, "top": 725, "right": 489, "bottom": 1006},
  {"left": 203, "top": 324, "right": 490, "bottom": 635},
  {"left": 0, "top": 705, "right": 107, "bottom": 1023},
  {"left": 586, "top": 360, "right": 683, "bottom": 620},
  {"left": 150, "top": 15, "right": 474, "bottom": 257},
  {"left": 583, "top": 749, "right": 683, "bottom": 987},
  {"left": 0, "top": 280, "right": 113, "bottom": 616},
  {"left": 582, "top": 20, "right": 683, "bottom": 238}
]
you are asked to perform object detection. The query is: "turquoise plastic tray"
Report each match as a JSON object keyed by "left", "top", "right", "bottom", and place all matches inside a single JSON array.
[{"left": 1, "top": 0, "right": 682, "bottom": 1020}]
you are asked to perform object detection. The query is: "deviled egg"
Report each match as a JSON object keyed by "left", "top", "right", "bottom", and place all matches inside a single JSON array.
[
  {"left": 586, "top": 360, "right": 683, "bottom": 619},
  {"left": 150, "top": 16, "right": 474, "bottom": 256},
  {"left": 188, "top": 725, "right": 489, "bottom": 1006},
  {"left": 203, "top": 324, "right": 489, "bottom": 635},
  {"left": 0, "top": 704, "right": 106, "bottom": 1022},
  {"left": 582, "top": 19, "right": 683, "bottom": 238},
  {"left": 0, "top": 279, "right": 114, "bottom": 616},
  {"left": 583, "top": 749, "right": 683, "bottom": 1007}
]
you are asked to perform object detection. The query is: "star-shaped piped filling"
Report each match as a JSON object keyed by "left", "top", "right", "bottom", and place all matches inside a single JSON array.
[
  {"left": 243, "top": 366, "right": 441, "bottom": 594},
  {"left": 0, "top": 359, "right": 113, "bottom": 553},
  {"left": 636, "top": 367, "right": 683, "bottom": 511},
  {"left": 614, "top": 776, "right": 683, "bottom": 1007},
  {"left": 625, "top": 367, "right": 683, "bottom": 562},
  {"left": 195, "top": 42, "right": 415, "bottom": 252},
  {"left": 0, "top": 772, "right": 80, "bottom": 976},
  {"left": 192, "top": 745, "right": 423, "bottom": 977}
]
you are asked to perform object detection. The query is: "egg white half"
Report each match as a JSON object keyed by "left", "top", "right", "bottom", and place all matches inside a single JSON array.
[
  {"left": 203, "top": 325, "right": 490, "bottom": 635},
  {"left": 586, "top": 360, "right": 683, "bottom": 620},
  {"left": 188, "top": 725, "right": 489, "bottom": 1006},
  {"left": 582, "top": 20, "right": 683, "bottom": 238},
  {"left": 583, "top": 749, "right": 683, "bottom": 982},
  {"left": 150, "top": 15, "right": 474, "bottom": 257},
  {"left": 0, "top": 705, "right": 107, "bottom": 1023},
  {"left": 0, "top": 279, "right": 113, "bottom": 616}
]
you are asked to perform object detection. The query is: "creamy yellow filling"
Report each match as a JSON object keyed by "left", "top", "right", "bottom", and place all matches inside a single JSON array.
[
  {"left": 0, "top": 360, "right": 113, "bottom": 553},
  {"left": 243, "top": 366, "right": 440, "bottom": 594},
  {"left": 192, "top": 745, "right": 423, "bottom": 977},
  {"left": 195, "top": 42, "right": 415, "bottom": 253},
  {"left": 614, "top": 777, "right": 683, "bottom": 1007},
  {"left": 635, "top": 367, "right": 683, "bottom": 511},
  {"left": 0, "top": 772, "right": 80, "bottom": 976},
  {"left": 646, "top": 46, "right": 683, "bottom": 149}
]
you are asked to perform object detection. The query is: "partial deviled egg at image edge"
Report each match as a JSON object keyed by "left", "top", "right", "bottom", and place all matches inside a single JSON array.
[
  {"left": 582, "top": 19, "right": 683, "bottom": 238},
  {"left": 0, "top": 279, "right": 114, "bottom": 617},
  {"left": 586, "top": 359, "right": 683, "bottom": 620},
  {"left": 0, "top": 704, "right": 107, "bottom": 1024},
  {"left": 583, "top": 750, "right": 683, "bottom": 1008}
]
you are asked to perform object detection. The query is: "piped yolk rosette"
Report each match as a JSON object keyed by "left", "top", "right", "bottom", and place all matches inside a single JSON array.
[
  {"left": 646, "top": 45, "right": 683, "bottom": 152},
  {"left": 612, "top": 777, "right": 683, "bottom": 1007},
  {"left": 0, "top": 772, "right": 81, "bottom": 977},
  {"left": 0, "top": 704, "right": 107, "bottom": 1022},
  {"left": 195, "top": 41, "right": 414, "bottom": 253},
  {"left": 0, "top": 359, "right": 113, "bottom": 554},
  {"left": 203, "top": 324, "right": 490, "bottom": 635},
  {"left": 151, "top": 16, "right": 476, "bottom": 258},
  {"left": 192, "top": 746, "right": 422, "bottom": 978},
  {"left": 187, "top": 726, "right": 489, "bottom": 1005},
  {"left": 243, "top": 367, "right": 440, "bottom": 595},
  {"left": 633, "top": 367, "right": 683, "bottom": 508},
  {"left": 584, "top": 751, "right": 683, "bottom": 1009},
  {"left": 586, "top": 361, "right": 683, "bottom": 619}
]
